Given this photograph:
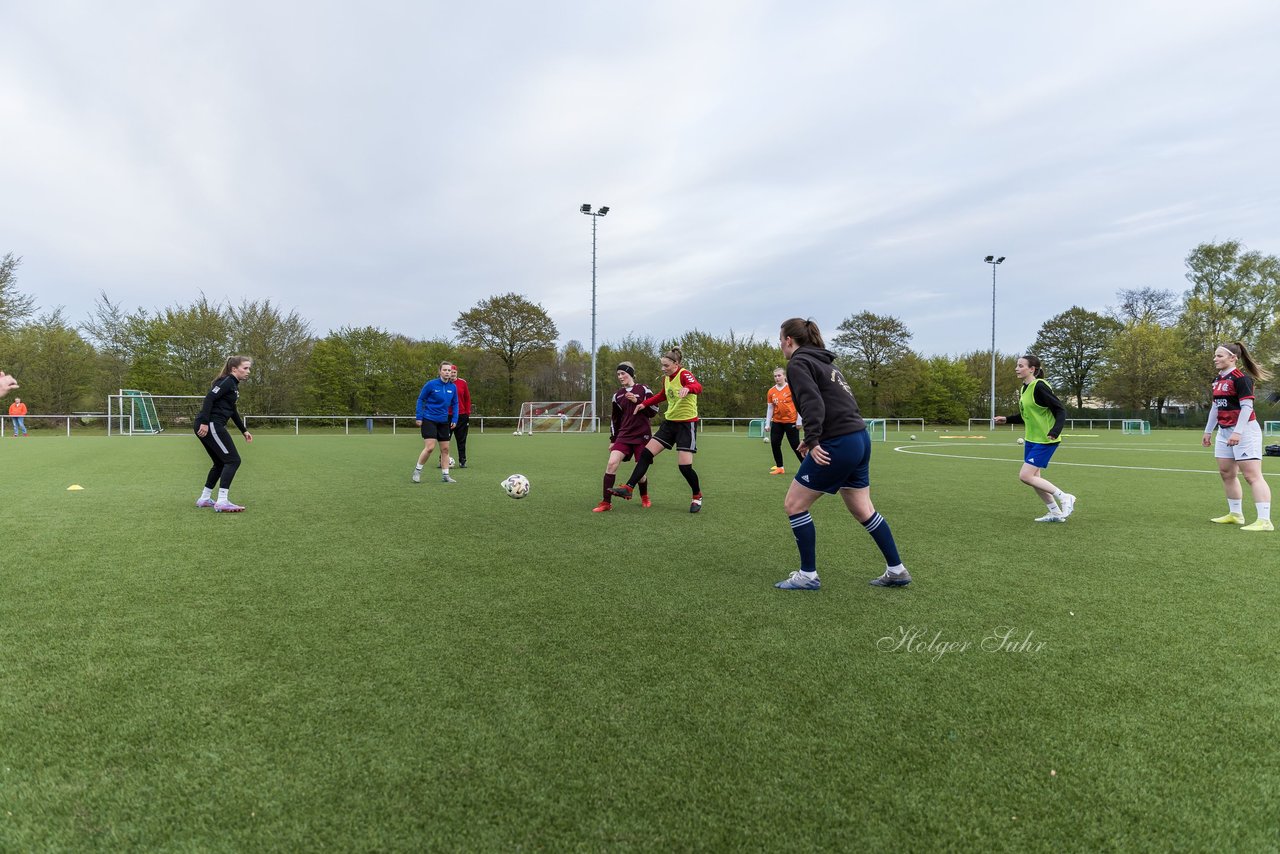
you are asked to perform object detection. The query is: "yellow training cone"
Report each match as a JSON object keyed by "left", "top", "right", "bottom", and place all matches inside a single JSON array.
[{"left": 67, "top": 485, "right": 84, "bottom": 491}]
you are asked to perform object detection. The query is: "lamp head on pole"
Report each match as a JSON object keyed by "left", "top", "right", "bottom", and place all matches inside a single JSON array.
[
  {"left": 983, "top": 255, "right": 993, "bottom": 263},
  {"left": 598, "top": 206, "right": 609, "bottom": 216},
  {"left": 580, "top": 203, "right": 592, "bottom": 213}
]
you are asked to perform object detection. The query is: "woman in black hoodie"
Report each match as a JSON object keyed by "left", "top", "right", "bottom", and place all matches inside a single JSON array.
[
  {"left": 773, "top": 318, "right": 910, "bottom": 591},
  {"left": 193, "top": 355, "right": 254, "bottom": 512}
]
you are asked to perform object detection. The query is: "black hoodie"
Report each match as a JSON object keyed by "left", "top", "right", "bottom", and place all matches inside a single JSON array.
[
  {"left": 195, "top": 374, "right": 247, "bottom": 432},
  {"left": 785, "top": 346, "right": 865, "bottom": 447}
]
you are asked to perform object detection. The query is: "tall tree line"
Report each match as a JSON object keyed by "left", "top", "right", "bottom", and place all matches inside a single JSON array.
[{"left": 1, "top": 241, "right": 1277, "bottom": 423}]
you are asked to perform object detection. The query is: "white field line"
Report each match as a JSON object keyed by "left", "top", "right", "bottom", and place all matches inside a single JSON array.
[{"left": 892, "top": 443, "right": 1223, "bottom": 475}]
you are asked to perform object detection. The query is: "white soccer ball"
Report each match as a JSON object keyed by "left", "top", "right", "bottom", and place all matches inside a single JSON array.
[
  {"left": 513, "top": 430, "right": 522, "bottom": 435},
  {"left": 910, "top": 435, "right": 917, "bottom": 441},
  {"left": 1017, "top": 438, "right": 1025, "bottom": 444},
  {"left": 502, "top": 473, "right": 531, "bottom": 499},
  {"left": 449, "top": 456, "right": 456, "bottom": 467}
]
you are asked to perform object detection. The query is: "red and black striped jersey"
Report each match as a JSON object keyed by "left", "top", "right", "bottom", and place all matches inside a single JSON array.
[{"left": 1211, "top": 369, "right": 1255, "bottom": 429}]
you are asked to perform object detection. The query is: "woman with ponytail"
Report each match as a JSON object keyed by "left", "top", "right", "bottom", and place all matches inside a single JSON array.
[
  {"left": 1203, "top": 342, "right": 1271, "bottom": 531},
  {"left": 994, "top": 355, "right": 1075, "bottom": 522},
  {"left": 773, "top": 318, "right": 910, "bottom": 590},
  {"left": 194, "top": 355, "right": 254, "bottom": 512},
  {"left": 609, "top": 346, "right": 706, "bottom": 513}
]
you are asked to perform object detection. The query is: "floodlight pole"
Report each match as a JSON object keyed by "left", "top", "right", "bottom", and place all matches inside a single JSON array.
[
  {"left": 581, "top": 204, "right": 610, "bottom": 432},
  {"left": 984, "top": 256, "right": 1005, "bottom": 430}
]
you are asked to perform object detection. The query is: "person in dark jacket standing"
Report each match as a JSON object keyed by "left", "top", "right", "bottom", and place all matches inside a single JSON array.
[
  {"left": 449, "top": 365, "right": 472, "bottom": 468},
  {"left": 773, "top": 319, "right": 910, "bottom": 590},
  {"left": 194, "top": 356, "right": 253, "bottom": 512}
]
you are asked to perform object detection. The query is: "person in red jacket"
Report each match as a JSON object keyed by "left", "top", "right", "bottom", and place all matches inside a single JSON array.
[
  {"left": 8, "top": 396, "right": 27, "bottom": 436},
  {"left": 449, "top": 365, "right": 472, "bottom": 468}
]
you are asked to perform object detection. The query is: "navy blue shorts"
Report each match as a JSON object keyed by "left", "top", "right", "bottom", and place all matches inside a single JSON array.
[
  {"left": 793, "top": 430, "right": 871, "bottom": 493},
  {"left": 1023, "top": 440, "right": 1059, "bottom": 469}
]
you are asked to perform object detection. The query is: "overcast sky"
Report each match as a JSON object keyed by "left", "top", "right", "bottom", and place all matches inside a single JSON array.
[{"left": 3, "top": 1, "right": 1279, "bottom": 357}]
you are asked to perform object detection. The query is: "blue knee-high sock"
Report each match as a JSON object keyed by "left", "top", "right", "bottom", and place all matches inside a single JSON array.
[
  {"left": 789, "top": 512, "right": 816, "bottom": 571},
  {"left": 862, "top": 512, "right": 901, "bottom": 566}
]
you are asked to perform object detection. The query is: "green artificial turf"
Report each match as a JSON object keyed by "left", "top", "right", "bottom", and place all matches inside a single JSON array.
[{"left": 1, "top": 429, "right": 1277, "bottom": 851}]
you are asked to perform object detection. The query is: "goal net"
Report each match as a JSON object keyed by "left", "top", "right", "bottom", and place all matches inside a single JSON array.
[
  {"left": 864, "top": 418, "right": 888, "bottom": 442},
  {"left": 108, "top": 391, "right": 205, "bottom": 435},
  {"left": 1121, "top": 419, "right": 1151, "bottom": 435},
  {"left": 516, "top": 401, "right": 595, "bottom": 434}
]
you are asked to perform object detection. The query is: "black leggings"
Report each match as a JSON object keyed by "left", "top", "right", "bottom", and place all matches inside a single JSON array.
[
  {"left": 197, "top": 424, "right": 241, "bottom": 490},
  {"left": 453, "top": 414, "right": 469, "bottom": 463},
  {"left": 770, "top": 422, "right": 803, "bottom": 466}
]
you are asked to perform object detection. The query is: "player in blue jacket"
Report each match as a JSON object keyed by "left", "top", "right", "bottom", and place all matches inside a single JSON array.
[{"left": 413, "top": 362, "right": 459, "bottom": 483}]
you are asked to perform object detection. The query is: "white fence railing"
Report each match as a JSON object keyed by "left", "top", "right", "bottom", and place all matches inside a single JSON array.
[
  {"left": 8, "top": 412, "right": 937, "bottom": 437},
  {"left": 1064, "top": 418, "right": 1149, "bottom": 430},
  {"left": 1, "top": 414, "right": 117, "bottom": 437},
  {"left": 969, "top": 417, "right": 1147, "bottom": 432}
]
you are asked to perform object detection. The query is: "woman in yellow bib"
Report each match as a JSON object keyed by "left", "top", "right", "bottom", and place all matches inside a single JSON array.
[
  {"left": 994, "top": 355, "right": 1076, "bottom": 522},
  {"left": 610, "top": 347, "right": 705, "bottom": 513}
]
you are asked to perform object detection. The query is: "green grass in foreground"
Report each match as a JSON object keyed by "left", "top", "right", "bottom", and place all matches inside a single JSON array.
[{"left": 1, "top": 429, "right": 1277, "bottom": 851}]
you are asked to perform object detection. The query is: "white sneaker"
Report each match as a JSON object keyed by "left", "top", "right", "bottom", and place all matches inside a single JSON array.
[
  {"left": 1034, "top": 512, "right": 1066, "bottom": 523},
  {"left": 411, "top": 469, "right": 421, "bottom": 483},
  {"left": 1059, "top": 493, "right": 1076, "bottom": 517}
]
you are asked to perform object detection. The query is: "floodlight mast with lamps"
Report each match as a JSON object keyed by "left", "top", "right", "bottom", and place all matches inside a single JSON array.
[
  {"left": 581, "top": 204, "right": 610, "bottom": 432},
  {"left": 984, "top": 255, "right": 1006, "bottom": 430}
]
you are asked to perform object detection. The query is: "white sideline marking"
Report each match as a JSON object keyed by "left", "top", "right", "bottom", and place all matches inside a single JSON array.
[{"left": 892, "top": 443, "right": 1222, "bottom": 475}]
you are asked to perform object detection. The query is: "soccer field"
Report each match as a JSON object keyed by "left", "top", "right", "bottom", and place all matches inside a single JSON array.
[{"left": 2, "top": 430, "right": 1276, "bottom": 850}]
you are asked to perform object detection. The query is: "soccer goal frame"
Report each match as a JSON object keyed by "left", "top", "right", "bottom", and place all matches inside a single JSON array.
[
  {"left": 107, "top": 391, "right": 205, "bottom": 436},
  {"left": 1121, "top": 419, "right": 1152, "bottom": 435},
  {"left": 1265, "top": 421, "right": 1280, "bottom": 437},
  {"left": 515, "top": 401, "right": 596, "bottom": 434},
  {"left": 864, "top": 418, "right": 888, "bottom": 442}
]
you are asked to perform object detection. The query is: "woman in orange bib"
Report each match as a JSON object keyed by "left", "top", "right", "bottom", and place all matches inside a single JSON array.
[{"left": 764, "top": 368, "right": 803, "bottom": 474}]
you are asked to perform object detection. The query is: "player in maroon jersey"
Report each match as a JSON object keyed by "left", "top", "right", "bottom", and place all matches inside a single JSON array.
[
  {"left": 609, "top": 347, "right": 705, "bottom": 513},
  {"left": 594, "top": 362, "right": 660, "bottom": 512},
  {"left": 1203, "top": 341, "right": 1272, "bottom": 531}
]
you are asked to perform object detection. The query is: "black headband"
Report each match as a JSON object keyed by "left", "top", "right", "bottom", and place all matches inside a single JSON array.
[{"left": 616, "top": 363, "right": 635, "bottom": 378}]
